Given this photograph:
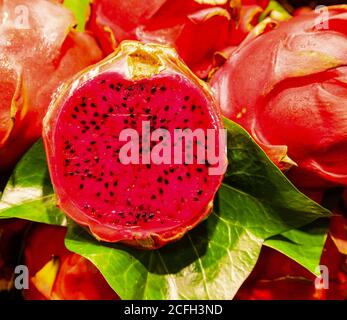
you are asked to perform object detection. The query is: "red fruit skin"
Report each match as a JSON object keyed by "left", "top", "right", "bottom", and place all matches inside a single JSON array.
[
  {"left": 292, "top": 7, "right": 312, "bottom": 16},
  {"left": 23, "top": 225, "right": 118, "bottom": 300},
  {"left": 211, "top": 6, "right": 347, "bottom": 190},
  {"left": 0, "top": 0, "right": 102, "bottom": 172},
  {"left": 87, "top": 0, "right": 269, "bottom": 78}
]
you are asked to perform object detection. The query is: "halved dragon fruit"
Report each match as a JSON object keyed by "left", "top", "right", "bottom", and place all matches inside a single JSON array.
[{"left": 43, "top": 41, "right": 226, "bottom": 249}]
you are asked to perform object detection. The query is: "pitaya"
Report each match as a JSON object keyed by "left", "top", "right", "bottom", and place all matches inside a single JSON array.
[
  {"left": 24, "top": 224, "right": 118, "bottom": 300},
  {"left": 43, "top": 41, "right": 226, "bottom": 249},
  {"left": 87, "top": 0, "right": 269, "bottom": 78},
  {"left": 211, "top": 6, "right": 347, "bottom": 190},
  {"left": 0, "top": 0, "right": 102, "bottom": 171}
]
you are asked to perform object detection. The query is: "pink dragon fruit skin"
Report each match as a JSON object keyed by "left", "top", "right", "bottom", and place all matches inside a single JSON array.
[{"left": 43, "top": 41, "right": 226, "bottom": 249}]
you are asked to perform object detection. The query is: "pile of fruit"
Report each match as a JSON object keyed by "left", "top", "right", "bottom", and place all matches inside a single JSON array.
[{"left": 0, "top": 0, "right": 346, "bottom": 300}]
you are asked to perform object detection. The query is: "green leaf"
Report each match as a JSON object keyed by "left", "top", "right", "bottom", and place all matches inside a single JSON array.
[
  {"left": 65, "top": 119, "right": 331, "bottom": 300},
  {"left": 63, "top": 0, "right": 90, "bottom": 32},
  {"left": 0, "top": 140, "right": 65, "bottom": 226},
  {"left": 66, "top": 214, "right": 263, "bottom": 300},
  {"left": 264, "top": 219, "right": 329, "bottom": 276}
]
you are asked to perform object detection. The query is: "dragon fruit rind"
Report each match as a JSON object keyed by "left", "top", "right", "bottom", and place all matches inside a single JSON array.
[{"left": 43, "top": 41, "right": 226, "bottom": 249}]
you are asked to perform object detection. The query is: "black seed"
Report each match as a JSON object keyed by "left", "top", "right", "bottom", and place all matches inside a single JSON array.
[
  {"left": 149, "top": 213, "right": 155, "bottom": 219},
  {"left": 102, "top": 96, "right": 107, "bottom": 102},
  {"left": 130, "top": 114, "right": 135, "bottom": 119},
  {"left": 151, "top": 87, "right": 157, "bottom": 94},
  {"left": 113, "top": 181, "right": 118, "bottom": 186},
  {"left": 169, "top": 168, "right": 175, "bottom": 173},
  {"left": 110, "top": 191, "right": 114, "bottom": 197},
  {"left": 164, "top": 105, "right": 169, "bottom": 111},
  {"left": 106, "top": 145, "right": 112, "bottom": 149},
  {"left": 146, "top": 164, "right": 151, "bottom": 169},
  {"left": 70, "top": 150, "right": 75, "bottom": 154},
  {"left": 164, "top": 170, "right": 169, "bottom": 175},
  {"left": 84, "top": 126, "right": 90, "bottom": 130},
  {"left": 184, "top": 96, "right": 189, "bottom": 101},
  {"left": 91, "top": 103, "right": 97, "bottom": 108},
  {"left": 79, "top": 184, "right": 84, "bottom": 190},
  {"left": 81, "top": 102, "right": 87, "bottom": 107},
  {"left": 186, "top": 172, "right": 191, "bottom": 177},
  {"left": 90, "top": 141, "right": 96, "bottom": 145},
  {"left": 157, "top": 176, "right": 163, "bottom": 183},
  {"left": 124, "top": 119, "right": 129, "bottom": 124},
  {"left": 90, "top": 120, "right": 96, "bottom": 125},
  {"left": 182, "top": 105, "right": 187, "bottom": 110},
  {"left": 104, "top": 182, "right": 109, "bottom": 188},
  {"left": 178, "top": 176, "right": 183, "bottom": 181},
  {"left": 136, "top": 213, "right": 141, "bottom": 219},
  {"left": 74, "top": 107, "right": 79, "bottom": 112},
  {"left": 100, "top": 80, "right": 106, "bottom": 84},
  {"left": 164, "top": 179, "right": 169, "bottom": 185},
  {"left": 140, "top": 85, "right": 145, "bottom": 91},
  {"left": 145, "top": 108, "right": 151, "bottom": 114},
  {"left": 96, "top": 192, "right": 101, "bottom": 197},
  {"left": 110, "top": 84, "right": 115, "bottom": 90},
  {"left": 160, "top": 86, "right": 166, "bottom": 91},
  {"left": 72, "top": 114, "right": 77, "bottom": 119},
  {"left": 95, "top": 126, "right": 100, "bottom": 130},
  {"left": 196, "top": 168, "right": 203, "bottom": 172},
  {"left": 146, "top": 97, "right": 151, "bottom": 102},
  {"left": 108, "top": 107, "right": 114, "bottom": 113},
  {"left": 151, "top": 195, "right": 156, "bottom": 199},
  {"left": 97, "top": 178, "right": 102, "bottom": 182},
  {"left": 93, "top": 112, "right": 99, "bottom": 117},
  {"left": 122, "top": 103, "right": 127, "bottom": 107},
  {"left": 160, "top": 119, "right": 165, "bottom": 123},
  {"left": 197, "top": 190, "right": 203, "bottom": 196},
  {"left": 80, "top": 120, "right": 86, "bottom": 125},
  {"left": 191, "top": 105, "right": 196, "bottom": 111},
  {"left": 184, "top": 119, "right": 189, "bottom": 123}
]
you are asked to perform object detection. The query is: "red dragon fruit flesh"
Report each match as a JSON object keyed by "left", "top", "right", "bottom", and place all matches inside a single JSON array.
[{"left": 43, "top": 41, "right": 226, "bottom": 249}]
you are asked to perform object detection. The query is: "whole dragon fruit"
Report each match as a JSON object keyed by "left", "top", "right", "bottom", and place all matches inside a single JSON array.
[
  {"left": 211, "top": 6, "right": 347, "bottom": 190},
  {"left": 87, "top": 0, "right": 269, "bottom": 78},
  {"left": 24, "top": 224, "right": 118, "bottom": 300},
  {"left": 43, "top": 41, "right": 226, "bottom": 249},
  {"left": 0, "top": 0, "right": 102, "bottom": 171}
]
